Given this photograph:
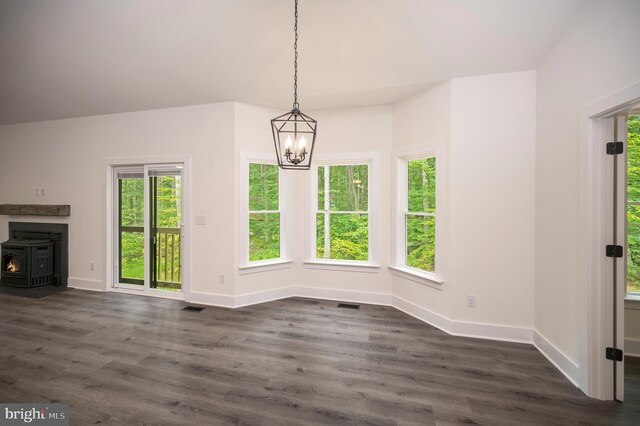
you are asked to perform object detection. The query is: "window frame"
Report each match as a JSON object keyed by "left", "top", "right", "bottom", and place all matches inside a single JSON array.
[
  {"left": 305, "top": 153, "right": 380, "bottom": 271},
  {"left": 239, "top": 152, "right": 292, "bottom": 273},
  {"left": 390, "top": 146, "right": 444, "bottom": 288}
]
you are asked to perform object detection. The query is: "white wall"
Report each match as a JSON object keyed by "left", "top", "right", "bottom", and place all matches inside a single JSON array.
[
  {"left": 535, "top": 0, "right": 640, "bottom": 367},
  {"left": 0, "top": 103, "right": 237, "bottom": 296},
  {"left": 391, "top": 72, "right": 536, "bottom": 333},
  {"left": 449, "top": 71, "right": 536, "bottom": 327}
]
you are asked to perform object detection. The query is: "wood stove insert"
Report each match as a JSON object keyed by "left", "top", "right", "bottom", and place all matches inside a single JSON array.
[{"left": 1, "top": 239, "right": 54, "bottom": 288}]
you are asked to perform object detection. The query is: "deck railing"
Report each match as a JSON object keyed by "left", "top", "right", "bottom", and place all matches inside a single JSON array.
[
  {"left": 155, "top": 227, "right": 181, "bottom": 285},
  {"left": 120, "top": 226, "right": 181, "bottom": 286}
]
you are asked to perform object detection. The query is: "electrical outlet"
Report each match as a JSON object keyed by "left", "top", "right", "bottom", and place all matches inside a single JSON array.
[
  {"left": 219, "top": 273, "right": 224, "bottom": 284},
  {"left": 195, "top": 216, "right": 206, "bottom": 225},
  {"left": 90, "top": 262, "right": 95, "bottom": 272},
  {"left": 35, "top": 188, "right": 40, "bottom": 197},
  {"left": 467, "top": 295, "right": 477, "bottom": 308},
  {"left": 41, "top": 188, "right": 45, "bottom": 197}
]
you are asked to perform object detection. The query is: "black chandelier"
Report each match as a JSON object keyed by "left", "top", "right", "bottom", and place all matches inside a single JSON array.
[{"left": 271, "top": 0, "right": 317, "bottom": 170}]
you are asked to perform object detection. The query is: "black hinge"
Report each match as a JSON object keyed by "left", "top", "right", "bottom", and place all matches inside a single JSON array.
[
  {"left": 606, "top": 245, "right": 623, "bottom": 258},
  {"left": 606, "top": 347, "right": 623, "bottom": 361},
  {"left": 606, "top": 142, "right": 624, "bottom": 155}
]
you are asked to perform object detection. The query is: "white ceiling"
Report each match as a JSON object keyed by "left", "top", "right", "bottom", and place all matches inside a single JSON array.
[{"left": 0, "top": 0, "right": 585, "bottom": 125}]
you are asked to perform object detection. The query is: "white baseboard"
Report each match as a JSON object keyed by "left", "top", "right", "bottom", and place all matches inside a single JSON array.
[
  {"left": 68, "top": 277, "right": 104, "bottom": 292},
  {"left": 293, "top": 286, "right": 393, "bottom": 306},
  {"left": 625, "top": 338, "right": 640, "bottom": 357},
  {"left": 201, "top": 286, "right": 393, "bottom": 309},
  {"left": 234, "top": 287, "right": 293, "bottom": 308},
  {"left": 392, "top": 295, "right": 533, "bottom": 344},
  {"left": 533, "top": 330, "right": 580, "bottom": 388},
  {"left": 188, "top": 291, "right": 235, "bottom": 308}
]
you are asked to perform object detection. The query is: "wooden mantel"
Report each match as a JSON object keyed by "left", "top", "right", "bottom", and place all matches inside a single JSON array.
[{"left": 0, "top": 204, "right": 70, "bottom": 217}]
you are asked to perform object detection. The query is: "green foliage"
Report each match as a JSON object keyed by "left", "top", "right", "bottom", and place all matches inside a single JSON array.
[
  {"left": 120, "top": 178, "right": 144, "bottom": 227},
  {"left": 318, "top": 165, "right": 368, "bottom": 211},
  {"left": 406, "top": 158, "right": 436, "bottom": 272},
  {"left": 316, "top": 214, "right": 369, "bottom": 261},
  {"left": 119, "top": 178, "right": 144, "bottom": 281},
  {"left": 628, "top": 116, "right": 640, "bottom": 293},
  {"left": 248, "top": 164, "right": 280, "bottom": 261},
  {"left": 408, "top": 158, "right": 436, "bottom": 213},
  {"left": 406, "top": 215, "right": 435, "bottom": 272},
  {"left": 249, "top": 213, "right": 280, "bottom": 261},
  {"left": 121, "top": 231, "right": 144, "bottom": 280},
  {"left": 249, "top": 163, "right": 279, "bottom": 211}
]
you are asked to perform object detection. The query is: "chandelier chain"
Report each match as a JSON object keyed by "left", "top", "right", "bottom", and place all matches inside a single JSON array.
[{"left": 293, "top": 0, "right": 298, "bottom": 109}]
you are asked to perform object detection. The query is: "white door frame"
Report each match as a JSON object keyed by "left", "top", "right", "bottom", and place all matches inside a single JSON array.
[
  {"left": 579, "top": 80, "right": 640, "bottom": 399},
  {"left": 105, "top": 155, "right": 192, "bottom": 301}
]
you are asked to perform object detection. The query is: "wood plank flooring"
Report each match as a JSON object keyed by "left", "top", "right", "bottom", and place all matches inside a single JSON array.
[{"left": 0, "top": 290, "right": 638, "bottom": 425}]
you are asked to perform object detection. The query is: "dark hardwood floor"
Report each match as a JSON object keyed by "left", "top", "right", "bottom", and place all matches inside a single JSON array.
[{"left": 0, "top": 290, "right": 639, "bottom": 425}]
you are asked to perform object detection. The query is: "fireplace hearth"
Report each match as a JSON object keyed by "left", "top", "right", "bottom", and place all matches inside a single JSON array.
[{"left": 1, "top": 239, "right": 54, "bottom": 288}]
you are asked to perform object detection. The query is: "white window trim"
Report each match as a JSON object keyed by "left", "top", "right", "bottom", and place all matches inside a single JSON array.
[
  {"left": 390, "top": 145, "right": 444, "bottom": 288},
  {"left": 305, "top": 152, "right": 380, "bottom": 271},
  {"left": 239, "top": 152, "right": 292, "bottom": 272}
]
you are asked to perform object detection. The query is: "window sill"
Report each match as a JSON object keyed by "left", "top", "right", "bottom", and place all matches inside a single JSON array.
[
  {"left": 304, "top": 259, "right": 380, "bottom": 273},
  {"left": 238, "top": 259, "right": 293, "bottom": 275},
  {"left": 388, "top": 265, "right": 444, "bottom": 290},
  {"left": 625, "top": 294, "right": 640, "bottom": 309}
]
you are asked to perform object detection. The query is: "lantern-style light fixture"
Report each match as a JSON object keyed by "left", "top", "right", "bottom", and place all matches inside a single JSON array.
[{"left": 271, "top": 0, "right": 317, "bottom": 170}]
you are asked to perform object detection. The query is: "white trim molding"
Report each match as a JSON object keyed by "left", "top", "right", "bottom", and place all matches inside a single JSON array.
[
  {"left": 306, "top": 152, "right": 380, "bottom": 268},
  {"left": 388, "top": 265, "right": 444, "bottom": 289},
  {"left": 303, "top": 259, "right": 380, "bottom": 273},
  {"left": 578, "top": 79, "right": 640, "bottom": 399},
  {"left": 533, "top": 330, "right": 581, "bottom": 388},
  {"left": 68, "top": 277, "right": 104, "bottom": 292},
  {"left": 104, "top": 155, "right": 193, "bottom": 299},
  {"left": 392, "top": 295, "right": 532, "bottom": 344},
  {"left": 391, "top": 143, "right": 445, "bottom": 285},
  {"left": 238, "top": 259, "right": 293, "bottom": 275}
]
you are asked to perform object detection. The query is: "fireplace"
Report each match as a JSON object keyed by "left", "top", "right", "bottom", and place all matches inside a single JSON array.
[
  {"left": 1, "top": 239, "right": 54, "bottom": 288},
  {"left": 0, "top": 222, "right": 68, "bottom": 289}
]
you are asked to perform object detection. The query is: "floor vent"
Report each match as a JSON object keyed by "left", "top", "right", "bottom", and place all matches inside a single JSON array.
[
  {"left": 338, "top": 303, "right": 360, "bottom": 310},
  {"left": 182, "top": 306, "right": 205, "bottom": 312}
]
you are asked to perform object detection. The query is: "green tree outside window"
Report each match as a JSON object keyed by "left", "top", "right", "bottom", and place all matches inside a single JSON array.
[
  {"left": 406, "top": 157, "right": 436, "bottom": 272},
  {"left": 249, "top": 163, "right": 280, "bottom": 261}
]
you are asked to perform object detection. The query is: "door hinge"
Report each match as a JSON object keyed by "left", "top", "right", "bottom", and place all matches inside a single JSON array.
[
  {"left": 606, "top": 347, "right": 623, "bottom": 362},
  {"left": 606, "top": 245, "right": 623, "bottom": 258},
  {"left": 606, "top": 141, "right": 623, "bottom": 155}
]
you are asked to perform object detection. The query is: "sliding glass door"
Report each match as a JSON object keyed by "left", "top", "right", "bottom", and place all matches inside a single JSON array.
[
  {"left": 116, "top": 167, "right": 145, "bottom": 287},
  {"left": 114, "top": 164, "right": 183, "bottom": 293}
]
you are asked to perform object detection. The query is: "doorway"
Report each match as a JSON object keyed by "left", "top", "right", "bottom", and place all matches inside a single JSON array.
[
  {"left": 112, "top": 163, "right": 185, "bottom": 295},
  {"left": 624, "top": 112, "right": 640, "bottom": 406},
  {"left": 580, "top": 82, "right": 640, "bottom": 401}
]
